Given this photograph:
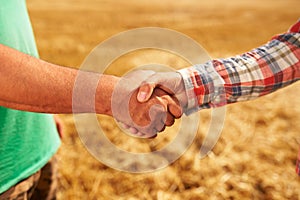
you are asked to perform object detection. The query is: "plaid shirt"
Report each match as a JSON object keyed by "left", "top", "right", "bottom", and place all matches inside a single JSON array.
[{"left": 179, "top": 20, "right": 300, "bottom": 175}]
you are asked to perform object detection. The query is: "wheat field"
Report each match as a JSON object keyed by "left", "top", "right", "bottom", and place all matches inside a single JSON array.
[{"left": 26, "top": 0, "right": 300, "bottom": 199}]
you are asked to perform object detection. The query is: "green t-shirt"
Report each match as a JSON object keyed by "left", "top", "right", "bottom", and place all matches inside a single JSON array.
[{"left": 0, "top": 0, "right": 61, "bottom": 193}]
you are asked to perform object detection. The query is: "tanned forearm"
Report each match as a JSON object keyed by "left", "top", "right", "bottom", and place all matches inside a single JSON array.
[{"left": 0, "top": 44, "right": 118, "bottom": 115}]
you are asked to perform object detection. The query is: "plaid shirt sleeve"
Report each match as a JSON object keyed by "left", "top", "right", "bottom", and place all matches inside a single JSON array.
[{"left": 178, "top": 20, "right": 300, "bottom": 175}]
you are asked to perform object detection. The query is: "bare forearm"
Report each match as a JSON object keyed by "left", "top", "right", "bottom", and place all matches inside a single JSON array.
[{"left": 0, "top": 44, "right": 117, "bottom": 115}]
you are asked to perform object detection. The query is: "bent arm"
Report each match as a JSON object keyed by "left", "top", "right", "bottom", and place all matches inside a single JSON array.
[
  {"left": 179, "top": 22, "right": 300, "bottom": 115},
  {"left": 0, "top": 43, "right": 118, "bottom": 115}
]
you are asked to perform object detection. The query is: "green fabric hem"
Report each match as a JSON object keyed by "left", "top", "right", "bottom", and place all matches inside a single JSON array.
[{"left": 0, "top": 142, "right": 60, "bottom": 194}]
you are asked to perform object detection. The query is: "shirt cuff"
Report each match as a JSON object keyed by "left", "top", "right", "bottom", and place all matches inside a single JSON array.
[{"left": 178, "top": 62, "right": 226, "bottom": 115}]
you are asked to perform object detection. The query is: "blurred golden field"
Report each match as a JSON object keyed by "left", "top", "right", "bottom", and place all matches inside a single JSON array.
[{"left": 27, "top": 0, "right": 300, "bottom": 199}]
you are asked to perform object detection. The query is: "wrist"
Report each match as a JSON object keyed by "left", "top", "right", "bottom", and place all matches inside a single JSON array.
[
  {"left": 95, "top": 74, "right": 120, "bottom": 116},
  {"left": 174, "top": 72, "right": 188, "bottom": 112}
]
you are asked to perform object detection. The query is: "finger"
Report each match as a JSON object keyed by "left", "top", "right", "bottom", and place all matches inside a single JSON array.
[
  {"left": 137, "top": 83, "right": 155, "bottom": 102},
  {"left": 159, "top": 123, "right": 166, "bottom": 132},
  {"left": 136, "top": 131, "right": 145, "bottom": 137},
  {"left": 168, "top": 99, "right": 183, "bottom": 119},
  {"left": 129, "top": 127, "right": 138, "bottom": 135},
  {"left": 165, "top": 112, "right": 175, "bottom": 126},
  {"left": 119, "top": 122, "right": 130, "bottom": 129},
  {"left": 155, "top": 120, "right": 166, "bottom": 133},
  {"left": 123, "top": 123, "right": 130, "bottom": 129},
  {"left": 158, "top": 92, "right": 182, "bottom": 119},
  {"left": 137, "top": 73, "right": 176, "bottom": 103},
  {"left": 143, "top": 129, "right": 158, "bottom": 138},
  {"left": 147, "top": 134, "right": 157, "bottom": 139}
]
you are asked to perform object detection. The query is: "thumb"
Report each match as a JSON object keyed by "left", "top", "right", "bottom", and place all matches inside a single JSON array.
[
  {"left": 137, "top": 72, "right": 177, "bottom": 102},
  {"left": 137, "top": 83, "right": 155, "bottom": 102}
]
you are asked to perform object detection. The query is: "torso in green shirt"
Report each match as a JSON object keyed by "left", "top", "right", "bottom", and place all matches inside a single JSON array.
[{"left": 0, "top": 0, "right": 60, "bottom": 193}]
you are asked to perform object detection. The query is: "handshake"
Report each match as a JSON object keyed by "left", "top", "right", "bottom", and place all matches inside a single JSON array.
[{"left": 110, "top": 70, "right": 188, "bottom": 138}]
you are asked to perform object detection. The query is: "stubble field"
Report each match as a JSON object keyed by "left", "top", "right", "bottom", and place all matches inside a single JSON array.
[{"left": 27, "top": 0, "right": 300, "bottom": 199}]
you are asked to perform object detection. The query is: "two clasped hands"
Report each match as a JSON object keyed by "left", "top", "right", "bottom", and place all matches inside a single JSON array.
[{"left": 110, "top": 70, "right": 187, "bottom": 138}]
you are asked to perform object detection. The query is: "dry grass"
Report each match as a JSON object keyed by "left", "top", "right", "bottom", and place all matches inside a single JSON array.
[{"left": 27, "top": 0, "right": 300, "bottom": 199}]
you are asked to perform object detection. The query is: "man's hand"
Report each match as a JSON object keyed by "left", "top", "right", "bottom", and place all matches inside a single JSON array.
[
  {"left": 137, "top": 72, "right": 188, "bottom": 113},
  {"left": 111, "top": 70, "right": 182, "bottom": 138}
]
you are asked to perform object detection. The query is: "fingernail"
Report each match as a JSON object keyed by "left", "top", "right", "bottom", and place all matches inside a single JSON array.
[
  {"left": 129, "top": 127, "right": 138, "bottom": 134},
  {"left": 136, "top": 132, "right": 144, "bottom": 136},
  {"left": 138, "top": 92, "right": 147, "bottom": 101},
  {"left": 120, "top": 122, "right": 130, "bottom": 129}
]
